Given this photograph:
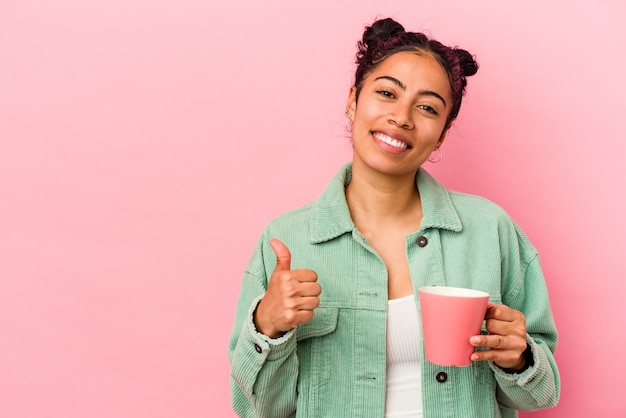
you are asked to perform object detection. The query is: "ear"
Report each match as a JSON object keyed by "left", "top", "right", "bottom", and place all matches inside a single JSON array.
[{"left": 345, "top": 86, "right": 357, "bottom": 122}]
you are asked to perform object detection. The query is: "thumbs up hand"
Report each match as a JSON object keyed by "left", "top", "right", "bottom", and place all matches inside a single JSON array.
[{"left": 254, "top": 239, "right": 321, "bottom": 339}]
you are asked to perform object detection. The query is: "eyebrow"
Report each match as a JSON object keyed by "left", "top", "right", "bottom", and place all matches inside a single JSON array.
[{"left": 374, "top": 75, "right": 447, "bottom": 107}]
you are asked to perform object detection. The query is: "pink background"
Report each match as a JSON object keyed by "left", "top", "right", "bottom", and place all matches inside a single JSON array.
[{"left": 1, "top": 0, "right": 625, "bottom": 416}]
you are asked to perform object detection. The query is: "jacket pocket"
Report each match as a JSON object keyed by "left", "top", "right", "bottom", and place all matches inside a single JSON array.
[{"left": 295, "top": 306, "right": 339, "bottom": 341}]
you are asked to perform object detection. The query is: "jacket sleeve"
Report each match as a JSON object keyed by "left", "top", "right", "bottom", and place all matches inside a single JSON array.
[
  {"left": 228, "top": 232, "right": 299, "bottom": 418},
  {"left": 492, "top": 227, "right": 561, "bottom": 411}
]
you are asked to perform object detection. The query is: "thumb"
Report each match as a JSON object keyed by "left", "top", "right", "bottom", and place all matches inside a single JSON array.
[{"left": 270, "top": 239, "right": 291, "bottom": 271}]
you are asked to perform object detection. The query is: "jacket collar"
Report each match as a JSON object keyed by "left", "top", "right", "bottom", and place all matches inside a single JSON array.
[{"left": 308, "top": 163, "right": 462, "bottom": 244}]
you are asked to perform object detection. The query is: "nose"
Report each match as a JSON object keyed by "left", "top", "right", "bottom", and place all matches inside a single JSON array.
[{"left": 388, "top": 101, "right": 414, "bottom": 129}]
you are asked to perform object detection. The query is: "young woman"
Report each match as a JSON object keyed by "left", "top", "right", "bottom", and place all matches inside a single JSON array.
[{"left": 229, "top": 17, "right": 560, "bottom": 417}]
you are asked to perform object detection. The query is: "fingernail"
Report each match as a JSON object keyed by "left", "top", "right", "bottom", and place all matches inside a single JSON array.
[{"left": 470, "top": 336, "right": 480, "bottom": 344}]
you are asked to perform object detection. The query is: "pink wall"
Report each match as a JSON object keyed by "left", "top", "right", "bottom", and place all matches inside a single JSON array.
[{"left": 1, "top": 0, "right": 625, "bottom": 416}]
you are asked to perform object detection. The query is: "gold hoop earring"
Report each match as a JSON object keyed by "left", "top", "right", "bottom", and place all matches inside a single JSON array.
[{"left": 428, "top": 148, "right": 443, "bottom": 163}]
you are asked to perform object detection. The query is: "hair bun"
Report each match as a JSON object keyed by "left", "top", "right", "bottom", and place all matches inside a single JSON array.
[
  {"left": 454, "top": 48, "right": 479, "bottom": 77},
  {"left": 362, "top": 18, "right": 405, "bottom": 50}
]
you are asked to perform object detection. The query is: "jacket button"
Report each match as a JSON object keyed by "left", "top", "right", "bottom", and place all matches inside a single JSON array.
[
  {"left": 417, "top": 236, "right": 428, "bottom": 247},
  {"left": 436, "top": 372, "right": 448, "bottom": 383},
  {"left": 254, "top": 343, "right": 263, "bottom": 354}
]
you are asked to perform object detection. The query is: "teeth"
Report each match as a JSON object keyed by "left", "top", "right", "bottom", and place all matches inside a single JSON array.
[{"left": 373, "top": 132, "right": 408, "bottom": 149}]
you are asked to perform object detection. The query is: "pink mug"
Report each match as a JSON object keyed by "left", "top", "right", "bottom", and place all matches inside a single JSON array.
[{"left": 418, "top": 286, "right": 490, "bottom": 367}]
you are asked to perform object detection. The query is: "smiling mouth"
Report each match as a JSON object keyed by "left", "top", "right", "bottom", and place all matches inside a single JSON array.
[{"left": 372, "top": 132, "right": 411, "bottom": 150}]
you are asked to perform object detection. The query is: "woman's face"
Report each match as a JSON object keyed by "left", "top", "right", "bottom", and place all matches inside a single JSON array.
[{"left": 346, "top": 51, "right": 452, "bottom": 178}]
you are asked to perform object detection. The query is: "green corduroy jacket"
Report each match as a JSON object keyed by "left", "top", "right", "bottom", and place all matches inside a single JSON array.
[{"left": 229, "top": 163, "right": 560, "bottom": 417}]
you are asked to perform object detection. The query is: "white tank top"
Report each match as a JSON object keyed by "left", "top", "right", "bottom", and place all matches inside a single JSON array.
[{"left": 385, "top": 294, "right": 423, "bottom": 417}]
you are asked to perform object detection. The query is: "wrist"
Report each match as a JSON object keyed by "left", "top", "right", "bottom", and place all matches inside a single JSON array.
[
  {"left": 500, "top": 345, "right": 534, "bottom": 374},
  {"left": 253, "top": 301, "right": 284, "bottom": 339}
]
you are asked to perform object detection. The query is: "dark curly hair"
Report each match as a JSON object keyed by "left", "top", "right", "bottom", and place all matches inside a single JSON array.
[{"left": 354, "top": 18, "right": 479, "bottom": 128}]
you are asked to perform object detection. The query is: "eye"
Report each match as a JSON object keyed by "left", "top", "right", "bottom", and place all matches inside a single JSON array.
[
  {"left": 377, "top": 90, "right": 395, "bottom": 99},
  {"left": 418, "top": 104, "right": 438, "bottom": 115}
]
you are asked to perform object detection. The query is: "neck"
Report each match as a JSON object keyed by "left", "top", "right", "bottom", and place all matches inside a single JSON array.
[{"left": 346, "top": 160, "right": 421, "bottom": 222}]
